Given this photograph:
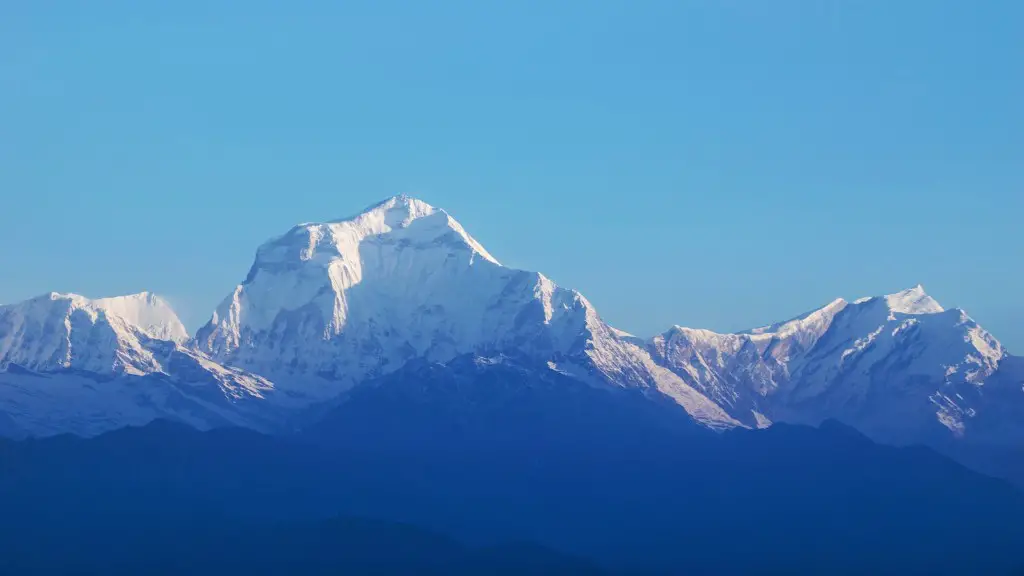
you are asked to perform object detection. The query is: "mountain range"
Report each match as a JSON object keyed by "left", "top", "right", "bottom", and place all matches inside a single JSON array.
[
  {"left": 2, "top": 195, "right": 1022, "bottom": 454},
  {"left": 6, "top": 195, "right": 1024, "bottom": 573}
]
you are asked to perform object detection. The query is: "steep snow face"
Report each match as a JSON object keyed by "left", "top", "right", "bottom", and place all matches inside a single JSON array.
[
  {"left": 0, "top": 292, "right": 281, "bottom": 438},
  {"left": 195, "top": 195, "right": 738, "bottom": 428},
  {"left": 92, "top": 292, "right": 189, "bottom": 343},
  {"left": 650, "top": 285, "right": 1021, "bottom": 445}
]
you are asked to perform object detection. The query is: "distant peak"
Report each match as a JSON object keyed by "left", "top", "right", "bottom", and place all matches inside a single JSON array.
[
  {"left": 251, "top": 195, "right": 500, "bottom": 276},
  {"left": 903, "top": 283, "right": 926, "bottom": 295},
  {"left": 368, "top": 193, "right": 435, "bottom": 211},
  {"left": 884, "top": 284, "right": 944, "bottom": 315},
  {"left": 326, "top": 195, "right": 498, "bottom": 263},
  {"left": 2, "top": 291, "right": 189, "bottom": 345},
  {"left": 334, "top": 195, "right": 438, "bottom": 228}
]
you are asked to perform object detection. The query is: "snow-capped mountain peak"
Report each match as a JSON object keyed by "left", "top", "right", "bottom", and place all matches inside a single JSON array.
[
  {"left": 649, "top": 284, "right": 1021, "bottom": 444},
  {"left": 199, "top": 195, "right": 501, "bottom": 346},
  {"left": 877, "top": 284, "right": 945, "bottom": 315},
  {"left": 0, "top": 291, "right": 188, "bottom": 375},
  {"left": 322, "top": 194, "right": 499, "bottom": 264},
  {"left": 194, "top": 196, "right": 739, "bottom": 428},
  {"left": 0, "top": 291, "right": 284, "bottom": 437},
  {"left": 197, "top": 196, "right": 530, "bottom": 371}
]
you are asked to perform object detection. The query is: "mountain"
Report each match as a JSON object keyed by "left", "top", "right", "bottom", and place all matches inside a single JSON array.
[
  {"left": 651, "top": 285, "right": 1024, "bottom": 446},
  {"left": 0, "top": 292, "right": 280, "bottom": 437},
  {"left": 193, "top": 194, "right": 738, "bottom": 428},
  {"left": 0, "top": 292, "right": 188, "bottom": 374}
]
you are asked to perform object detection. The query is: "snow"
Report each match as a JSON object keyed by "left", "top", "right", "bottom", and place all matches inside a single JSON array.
[
  {"left": 0, "top": 291, "right": 188, "bottom": 376},
  {"left": 884, "top": 284, "right": 944, "bottom": 315},
  {"left": 651, "top": 284, "right": 1019, "bottom": 446},
  {"left": 0, "top": 195, "right": 1021, "bottom": 445},
  {"left": 752, "top": 411, "right": 772, "bottom": 429},
  {"left": 0, "top": 292, "right": 163, "bottom": 375},
  {"left": 743, "top": 298, "right": 849, "bottom": 340},
  {"left": 0, "top": 291, "right": 286, "bottom": 437},
  {"left": 92, "top": 292, "right": 190, "bottom": 342}
]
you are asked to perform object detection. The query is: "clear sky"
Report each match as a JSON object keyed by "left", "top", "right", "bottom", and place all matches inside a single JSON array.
[{"left": 2, "top": 1, "right": 1022, "bottom": 350}]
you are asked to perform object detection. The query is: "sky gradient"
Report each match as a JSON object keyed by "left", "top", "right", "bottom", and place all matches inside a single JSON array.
[{"left": 2, "top": 1, "right": 1022, "bottom": 350}]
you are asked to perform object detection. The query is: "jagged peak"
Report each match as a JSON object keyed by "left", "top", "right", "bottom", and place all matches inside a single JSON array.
[
  {"left": 883, "top": 284, "right": 944, "bottom": 315},
  {"left": 256, "top": 195, "right": 499, "bottom": 269},
  {"left": 329, "top": 194, "right": 438, "bottom": 229},
  {"left": 663, "top": 285, "right": 947, "bottom": 345}
]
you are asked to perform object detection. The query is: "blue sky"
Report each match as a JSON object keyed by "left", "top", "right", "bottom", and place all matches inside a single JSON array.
[{"left": 2, "top": 1, "right": 1022, "bottom": 349}]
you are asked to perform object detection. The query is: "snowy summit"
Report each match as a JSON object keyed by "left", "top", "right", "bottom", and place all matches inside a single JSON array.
[{"left": 0, "top": 291, "right": 187, "bottom": 375}]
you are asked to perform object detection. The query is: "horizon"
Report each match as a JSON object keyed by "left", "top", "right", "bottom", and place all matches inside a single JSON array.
[{"left": 2, "top": 1, "right": 1021, "bottom": 350}]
